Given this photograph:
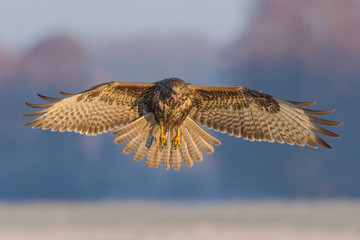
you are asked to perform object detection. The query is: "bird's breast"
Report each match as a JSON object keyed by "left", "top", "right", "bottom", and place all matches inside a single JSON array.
[{"left": 155, "top": 98, "right": 192, "bottom": 128}]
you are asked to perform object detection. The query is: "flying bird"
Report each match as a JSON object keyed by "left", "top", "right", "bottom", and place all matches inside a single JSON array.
[{"left": 23, "top": 78, "right": 341, "bottom": 170}]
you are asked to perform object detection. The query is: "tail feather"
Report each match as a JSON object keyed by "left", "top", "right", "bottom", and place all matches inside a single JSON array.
[
  {"left": 112, "top": 116, "right": 146, "bottom": 136},
  {"left": 186, "top": 126, "right": 213, "bottom": 154},
  {"left": 112, "top": 114, "right": 152, "bottom": 159},
  {"left": 114, "top": 129, "right": 140, "bottom": 144},
  {"left": 145, "top": 139, "right": 159, "bottom": 168},
  {"left": 170, "top": 148, "right": 182, "bottom": 170},
  {"left": 133, "top": 132, "right": 149, "bottom": 162},
  {"left": 179, "top": 133, "right": 193, "bottom": 167},
  {"left": 183, "top": 117, "right": 221, "bottom": 152},
  {"left": 111, "top": 114, "right": 220, "bottom": 170},
  {"left": 153, "top": 131, "right": 168, "bottom": 168},
  {"left": 162, "top": 131, "right": 171, "bottom": 170},
  {"left": 123, "top": 126, "right": 149, "bottom": 154},
  {"left": 154, "top": 143, "right": 164, "bottom": 168},
  {"left": 145, "top": 128, "right": 156, "bottom": 149},
  {"left": 114, "top": 127, "right": 139, "bottom": 145},
  {"left": 181, "top": 127, "right": 203, "bottom": 161},
  {"left": 112, "top": 116, "right": 148, "bottom": 144},
  {"left": 145, "top": 126, "right": 162, "bottom": 168}
]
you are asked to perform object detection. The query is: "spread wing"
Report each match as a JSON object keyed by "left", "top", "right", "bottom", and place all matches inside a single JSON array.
[
  {"left": 190, "top": 86, "right": 342, "bottom": 149},
  {"left": 22, "top": 81, "right": 154, "bottom": 135}
]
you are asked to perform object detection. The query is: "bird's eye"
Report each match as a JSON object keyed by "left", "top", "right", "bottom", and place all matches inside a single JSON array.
[{"left": 172, "top": 88, "right": 179, "bottom": 94}]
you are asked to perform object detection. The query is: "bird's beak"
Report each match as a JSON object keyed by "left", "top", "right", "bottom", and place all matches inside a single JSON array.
[{"left": 171, "top": 88, "right": 179, "bottom": 101}]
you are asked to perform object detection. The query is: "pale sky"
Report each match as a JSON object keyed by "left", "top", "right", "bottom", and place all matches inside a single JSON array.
[{"left": 0, "top": 0, "right": 254, "bottom": 50}]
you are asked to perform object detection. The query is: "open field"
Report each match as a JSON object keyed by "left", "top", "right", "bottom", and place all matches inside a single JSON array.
[{"left": 0, "top": 200, "right": 359, "bottom": 240}]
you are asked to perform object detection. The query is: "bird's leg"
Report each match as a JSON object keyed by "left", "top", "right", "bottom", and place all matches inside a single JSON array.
[
  {"left": 160, "top": 125, "right": 166, "bottom": 147},
  {"left": 172, "top": 126, "right": 181, "bottom": 149}
]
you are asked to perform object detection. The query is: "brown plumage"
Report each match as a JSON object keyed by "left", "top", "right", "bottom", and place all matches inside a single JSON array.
[{"left": 22, "top": 78, "right": 342, "bottom": 170}]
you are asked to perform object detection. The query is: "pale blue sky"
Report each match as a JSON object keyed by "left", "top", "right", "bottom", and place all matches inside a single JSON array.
[{"left": 0, "top": 0, "right": 254, "bottom": 50}]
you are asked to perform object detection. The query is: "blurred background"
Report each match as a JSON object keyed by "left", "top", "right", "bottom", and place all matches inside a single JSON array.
[{"left": 0, "top": 0, "right": 359, "bottom": 239}]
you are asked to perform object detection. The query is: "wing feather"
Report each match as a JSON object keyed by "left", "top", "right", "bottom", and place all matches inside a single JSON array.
[
  {"left": 190, "top": 85, "right": 341, "bottom": 149},
  {"left": 22, "top": 81, "right": 153, "bottom": 135}
]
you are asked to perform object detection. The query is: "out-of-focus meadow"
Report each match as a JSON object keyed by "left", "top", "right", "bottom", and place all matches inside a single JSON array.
[
  {"left": 0, "top": 0, "right": 359, "bottom": 238},
  {"left": 1, "top": 201, "right": 360, "bottom": 240}
]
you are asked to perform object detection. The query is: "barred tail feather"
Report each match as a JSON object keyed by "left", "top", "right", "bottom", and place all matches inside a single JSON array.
[
  {"left": 111, "top": 114, "right": 220, "bottom": 170},
  {"left": 133, "top": 133, "right": 149, "bottom": 162},
  {"left": 112, "top": 113, "right": 154, "bottom": 160},
  {"left": 181, "top": 127, "right": 203, "bottom": 162},
  {"left": 145, "top": 138, "right": 160, "bottom": 168},
  {"left": 162, "top": 131, "right": 172, "bottom": 170},
  {"left": 145, "top": 126, "right": 161, "bottom": 168},
  {"left": 112, "top": 116, "right": 148, "bottom": 143},
  {"left": 183, "top": 117, "right": 221, "bottom": 154},
  {"left": 179, "top": 133, "right": 193, "bottom": 168}
]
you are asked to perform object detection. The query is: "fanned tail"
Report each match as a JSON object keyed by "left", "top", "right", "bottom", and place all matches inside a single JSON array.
[
  {"left": 182, "top": 117, "right": 221, "bottom": 155},
  {"left": 112, "top": 113, "right": 154, "bottom": 162},
  {"left": 111, "top": 114, "right": 221, "bottom": 170}
]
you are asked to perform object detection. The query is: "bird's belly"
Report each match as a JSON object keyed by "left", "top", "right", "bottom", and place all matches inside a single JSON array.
[{"left": 156, "top": 100, "right": 191, "bottom": 128}]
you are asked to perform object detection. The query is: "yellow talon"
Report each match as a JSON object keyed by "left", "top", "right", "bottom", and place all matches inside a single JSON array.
[
  {"left": 160, "top": 125, "right": 166, "bottom": 147},
  {"left": 172, "top": 127, "right": 181, "bottom": 149}
]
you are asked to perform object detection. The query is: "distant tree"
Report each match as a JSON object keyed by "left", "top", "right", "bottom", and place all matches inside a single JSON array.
[
  {"left": 227, "top": 0, "right": 360, "bottom": 96},
  {"left": 15, "top": 34, "right": 85, "bottom": 89},
  {"left": 0, "top": 47, "right": 13, "bottom": 82}
]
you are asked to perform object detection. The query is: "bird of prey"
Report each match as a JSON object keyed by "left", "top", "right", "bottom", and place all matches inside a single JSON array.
[{"left": 23, "top": 78, "right": 341, "bottom": 170}]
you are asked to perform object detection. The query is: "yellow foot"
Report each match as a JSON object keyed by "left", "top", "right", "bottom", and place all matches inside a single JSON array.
[
  {"left": 172, "top": 127, "right": 181, "bottom": 149},
  {"left": 172, "top": 135, "right": 181, "bottom": 149},
  {"left": 160, "top": 133, "right": 166, "bottom": 147},
  {"left": 160, "top": 125, "right": 166, "bottom": 147}
]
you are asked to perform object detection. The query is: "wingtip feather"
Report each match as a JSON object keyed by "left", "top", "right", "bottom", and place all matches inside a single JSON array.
[
  {"left": 308, "top": 115, "right": 343, "bottom": 127},
  {"left": 25, "top": 102, "right": 55, "bottom": 108},
  {"left": 59, "top": 91, "right": 75, "bottom": 96},
  {"left": 288, "top": 100, "right": 316, "bottom": 106},
  {"left": 300, "top": 107, "right": 335, "bottom": 115},
  {"left": 37, "top": 93, "right": 63, "bottom": 101},
  {"left": 21, "top": 119, "right": 38, "bottom": 127},
  {"left": 22, "top": 109, "right": 48, "bottom": 116}
]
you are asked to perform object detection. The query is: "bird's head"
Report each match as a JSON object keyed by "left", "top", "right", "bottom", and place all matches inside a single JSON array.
[
  {"left": 164, "top": 78, "right": 187, "bottom": 102},
  {"left": 171, "top": 87, "right": 180, "bottom": 101}
]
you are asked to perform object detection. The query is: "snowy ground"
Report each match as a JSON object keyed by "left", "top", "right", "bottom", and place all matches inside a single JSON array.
[{"left": 0, "top": 200, "right": 359, "bottom": 240}]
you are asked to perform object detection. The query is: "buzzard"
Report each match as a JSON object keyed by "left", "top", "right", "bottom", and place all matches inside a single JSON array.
[{"left": 23, "top": 78, "right": 341, "bottom": 170}]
